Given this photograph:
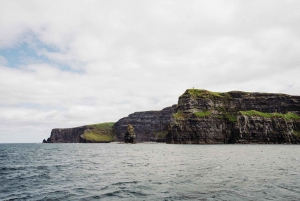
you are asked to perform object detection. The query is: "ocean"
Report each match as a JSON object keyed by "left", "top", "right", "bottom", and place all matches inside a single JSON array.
[{"left": 1, "top": 143, "right": 300, "bottom": 200}]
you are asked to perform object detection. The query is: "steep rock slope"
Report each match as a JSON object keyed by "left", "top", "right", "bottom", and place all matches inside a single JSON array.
[
  {"left": 166, "top": 89, "right": 300, "bottom": 144},
  {"left": 114, "top": 105, "right": 177, "bottom": 142},
  {"left": 44, "top": 122, "right": 115, "bottom": 143}
]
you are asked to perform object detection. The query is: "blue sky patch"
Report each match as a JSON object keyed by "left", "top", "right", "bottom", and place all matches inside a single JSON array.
[{"left": 0, "top": 35, "right": 82, "bottom": 72}]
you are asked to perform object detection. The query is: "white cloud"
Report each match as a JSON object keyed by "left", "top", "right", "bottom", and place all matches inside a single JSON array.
[{"left": 0, "top": 0, "right": 300, "bottom": 142}]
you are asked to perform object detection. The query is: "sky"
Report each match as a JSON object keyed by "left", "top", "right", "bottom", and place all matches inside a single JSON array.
[{"left": 1, "top": 0, "right": 300, "bottom": 143}]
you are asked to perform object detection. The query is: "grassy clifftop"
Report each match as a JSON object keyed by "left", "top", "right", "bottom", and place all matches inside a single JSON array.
[
  {"left": 176, "top": 88, "right": 300, "bottom": 122},
  {"left": 82, "top": 122, "right": 115, "bottom": 142},
  {"left": 239, "top": 110, "right": 300, "bottom": 120},
  {"left": 185, "top": 89, "right": 232, "bottom": 99}
]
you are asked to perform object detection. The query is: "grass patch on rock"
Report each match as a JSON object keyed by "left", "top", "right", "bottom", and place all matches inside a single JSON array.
[
  {"left": 173, "top": 111, "right": 186, "bottom": 119},
  {"left": 293, "top": 130, "right": 300, "bottom": 137},
  {"left": 285, "top": 112, "right": 300, "bottom": 120},
  {"left": 83, "top": 122, "right": 115, "bottom": 142},
  {"left": 156, "top": 130, "right": 168, "bottom": 139},
  {"left": 186, "top": 89, "right": 232, "bottom": 100},
  {"left": 86, "top": 122, "right": 115, "bottom": 130},
  {"left": 194, "top": 110, "right": 211, "bottom": 117},
  {"left": 239, "top": 110, "right": 300, "bottom": 120},
  {"left": 224, "top": 113, "right": 237, "bottom": 122}
]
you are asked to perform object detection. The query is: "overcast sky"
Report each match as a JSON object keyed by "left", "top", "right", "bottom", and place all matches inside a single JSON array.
[{"left": 1, "top": 0, "right": 300, "bottom": 142}]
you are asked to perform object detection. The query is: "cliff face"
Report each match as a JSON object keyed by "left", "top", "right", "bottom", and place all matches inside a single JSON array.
[
  {"left": 44, "top": 123, "right": 115, "bottom": 143},
  {"left": 114, "top": 105, "right": 177, "bottom": 142},
  {"left": 45, "top": 89, "right": 300, "bottom": 144},
  {"left": 49, "top": 126, "right": 87, "bottom": 143},
  {"left": 166, "top": 89, "right": 300, "bottom": 144},
  {"left": 235, "top": 115, "right": 300, "bottom": 144},
  {"left": 45, "top": 104, "right": 177, "bottom": 143}
]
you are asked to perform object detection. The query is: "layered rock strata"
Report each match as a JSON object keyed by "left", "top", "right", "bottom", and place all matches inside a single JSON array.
[
  {"left": 114, "top": 105, "right": 177, "bottom": 142},
  {"left": 44, "top": 105, "right": 177, "bottom": 143},
  {"left": 43, "top": 123, "right": 115, "bottom": 143},
  {"left": 44, "top": 89, "right": 300, "bottom": 144},
  {"left": 166, "top": 89, "right": 300, "bottom": 144}
]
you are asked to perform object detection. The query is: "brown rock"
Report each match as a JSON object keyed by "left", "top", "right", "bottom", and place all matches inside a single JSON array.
[{"left": 124, "top": 124, "right": 136, "bottom": 143}]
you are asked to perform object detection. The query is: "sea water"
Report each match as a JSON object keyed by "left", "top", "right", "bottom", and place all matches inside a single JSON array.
[{"left": 1, "top": 143, "right": 300, "bottom": 200}]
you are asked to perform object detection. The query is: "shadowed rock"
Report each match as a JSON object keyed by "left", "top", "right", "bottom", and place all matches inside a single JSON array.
[
  {"left": 114, "top": 105, "right": 177, "bottom": 142},
  {"left": 124, "top": 124, "right": 136, "bottom": 143}
]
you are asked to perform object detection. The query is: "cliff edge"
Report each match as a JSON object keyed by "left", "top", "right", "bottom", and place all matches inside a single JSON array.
[
  {"left": 166, "top": 89, "right": 300, "bottom": 144},
  {"left": 43, "top": 122, "right": 115, "bottom": 143}
]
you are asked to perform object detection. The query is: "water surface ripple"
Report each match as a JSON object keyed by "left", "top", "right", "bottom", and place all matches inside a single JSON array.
[{"left": 1, "top": 143, "right": 300, "bottom": 200}]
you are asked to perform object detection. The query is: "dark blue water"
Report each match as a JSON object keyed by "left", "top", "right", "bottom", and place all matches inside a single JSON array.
[{"left": 1, "top": 143, "right": 300, "bottom": 201}]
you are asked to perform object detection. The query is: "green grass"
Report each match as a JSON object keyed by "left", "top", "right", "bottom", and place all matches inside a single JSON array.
[
  {"left": 285, "top": 112, "right": 300, "bottom": 120},
  {"left": 83, "top": 122, "right": 115, "bottom": 142},
  {"left": 194, "top": 110, "right": 211, "bottom": 117},
  {"left": 216, "top": 106, "right": 237, "bottom": 122},
  {"left": 83, "top": 132, "right": 114, "bottom": 142},
  {"left": 224, "top": 113, "right": 237, "bottom": 122},
  {"left": 216, "top": 112, "right": 237, "bottom": 122},
  {"left": 240, "top": 110, "right": 274, "bottom": 118},
  {"left": 239, "top": 110, "right": 300, "bottom": 120},
  {"left": 173, "top": 111, "right": 186, "bottom": 119},
  {"left": 86, "top": 122, "right": 115, "bottom": 129},
  {"left": 186, "top": 89, "right": 232, "bottom": 100},
  {"left": 293, "top": 130, "right": 300, "bottom": 137},
  {"left": 156, "top": 130, "right": 168, "bottom": 139}
]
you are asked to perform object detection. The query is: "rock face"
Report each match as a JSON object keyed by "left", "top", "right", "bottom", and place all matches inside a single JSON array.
[
  {"left": 43, "top": 104, "right": 176, "bottom": 143},
  {"left": 44, "top": 123, "right": 115, "bottom": 143},
  {"left": 46, "top": 126, "right": 87, "bottom": 143},
  {"left": 124, "top": 124, "right": 136, "bottom": 143},
  {"left": 114, "top": 105, "right": 177, "bottom": 142},
  {"left": 44, "top": 89, "right": 300, "bottom": 144},
  {"left": 166, "top": 89, "right": 300, "bottom": 144}
]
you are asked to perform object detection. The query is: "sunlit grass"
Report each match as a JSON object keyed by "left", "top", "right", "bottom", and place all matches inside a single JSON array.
[
  {"left": 239, "top": 110, "right": 300, "bottom": 119},
  {"left": 194, "top": 110, "right": 211, "bottom": 117},
  {"left": 82, "top": 122, "right": 115, "bottom": 142}
]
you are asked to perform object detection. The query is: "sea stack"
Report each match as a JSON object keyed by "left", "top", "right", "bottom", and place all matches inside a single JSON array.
[{"left": 124, "top": 124, "right": 136, "bottom": 143}]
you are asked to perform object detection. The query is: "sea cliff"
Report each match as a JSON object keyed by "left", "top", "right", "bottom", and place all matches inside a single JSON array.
[
  {"left": 114, "top": 105, "right": 177, "bottom": 142},
  {"left": 43, "top": 105, "right": 177, "bottom": 143},
  {"left": 44, "top": 89, "right": 300, "bottom": 144},
  {"left": 166, "top": 89, "right": 300, "bottom": 144},
  {"left": 43, "top": 123, "right": 115, "bottom": 143}
]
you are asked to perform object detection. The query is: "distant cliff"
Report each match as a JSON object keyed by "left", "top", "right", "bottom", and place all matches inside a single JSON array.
[
  {"left": 166, "top": 89, "right": 300, "bottom": 144},
  {"left": 114, "top": 105, "right": 177, "bottom": 142},
  {"left": 44, "top": 89, "right": 300, "bottom": 144},
  {"left": 43, "top": 105, "right": 177, "bottom": 143},
  {"left": 43, "top": 122, "right": 115, "bottom": 143}
]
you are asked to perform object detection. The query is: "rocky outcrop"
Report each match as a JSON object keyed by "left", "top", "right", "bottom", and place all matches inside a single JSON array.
[
  {"left": 43, "top": 138, "right": 51, "bottom": 143},
  {"left": 235, "top": 115, "right": 300, "bottom": 144},
  {"left": 124, "top": 124, "right": 136, "bottom": 143},
  {"left": 166, "top": 89, "right": 300, "bottom": 144},
  {"left": 114, "top": 105, "right": 177, "bottom": 142},
  {"left": 45, "top": 126, "right": 87, "bottom": 143}
]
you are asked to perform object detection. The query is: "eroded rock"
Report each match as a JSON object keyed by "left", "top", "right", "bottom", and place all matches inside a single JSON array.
[{"left": 124, "top": 124, "right": 136, "bottom": 143}]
